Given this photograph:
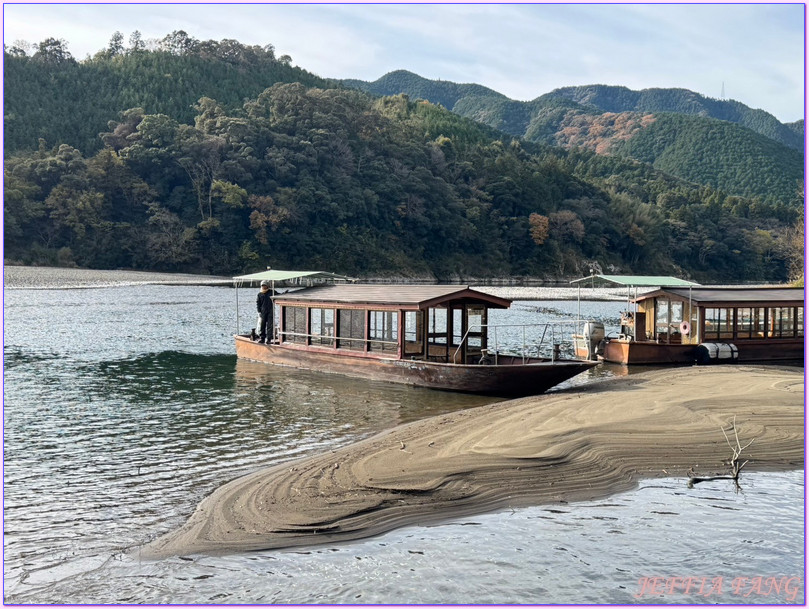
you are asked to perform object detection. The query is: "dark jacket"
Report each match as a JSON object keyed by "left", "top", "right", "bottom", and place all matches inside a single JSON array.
[{"left": 257, "top": 289, "right": 274, "bottom": 317}]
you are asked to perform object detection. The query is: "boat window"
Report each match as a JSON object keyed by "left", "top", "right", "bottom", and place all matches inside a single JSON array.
[
  {"left": 428, "top": 307, "right": 448, "bottom": 345},
  {"left": 655, "top": 299, "right": 668, "bottom": 341},
  {"left": 467, "top": 306, "right": 485, "bottom": 349},
  {"left": 768, "top": 307, "right": 796, "bottom": 338},
  {"left": 337, "top": 309, "right": 365, "bottom": 351},
  {"left": 452, "top": 307, "right": 464, "bottom": 346},
  {"left": 425, "top": 307, "right": 450, "bottom": 361},
  {"left": 734, "top": 307, "right": 766, "bottom": 339},
  {"left": 655, "top": 299, "right": 669, "bottom": 327},
  {"left": 736, "top": 308, "right": 753, "bottom": 338},
  {"left": 283, "top": 306, "right": 307, "bottom": 344},
  {"left": 703, "top": 307, "right": 732, "bottom": 340},
  {"left": 670, "top": 301, "right": 683, "bottom": 324},
  {"left": 310, "top": 308, "right": 335, "bottom": 347},
  {"left": 404, "top": 311, "right": 423, "bottom": 356},
  {"left": 369, "top": 311, "right": 398, "bottom": 353},
  {"left": 755, "top": 308, "right": 766, "bottom": 337}
]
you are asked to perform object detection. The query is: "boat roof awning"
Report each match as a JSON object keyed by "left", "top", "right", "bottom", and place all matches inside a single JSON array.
[
  {"left": 274, "top": 284, "right": 512, "bottom": 310},
  {"left": 635, "top": 286, "right": 805, "bottom": 306},
  {"left": 570, "top": 274, "right": 700, "bottom": 288},
  {"left": 232, "top": 269, "right": 356, "bottom": 284}
]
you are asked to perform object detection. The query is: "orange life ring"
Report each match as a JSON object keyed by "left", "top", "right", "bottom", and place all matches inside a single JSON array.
[{"left": 680, "top": 321, "right": 691, "bottom": 335}]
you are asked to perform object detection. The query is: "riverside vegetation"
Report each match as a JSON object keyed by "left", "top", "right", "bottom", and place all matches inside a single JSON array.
[{"left": 3, "top": 32, "right": 804, "bottom": 281}]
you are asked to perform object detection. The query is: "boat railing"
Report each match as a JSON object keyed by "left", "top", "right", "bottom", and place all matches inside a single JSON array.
[
  {"left": 276, "top": 330, "right": 399, "bottom": 351},
  {"left": 274, "top": 322, "right": 586, "bottom": 363},
  {"left": 454, "top": 321, "right": 584, "bottom": 364}
]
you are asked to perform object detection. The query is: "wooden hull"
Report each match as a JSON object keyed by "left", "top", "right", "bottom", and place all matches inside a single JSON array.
[
  {"left": 603, "top": 338, "right": 804, "bottom": 365},
  {"left": 235, "top": 336, "right": 597, "bottom": 396}
]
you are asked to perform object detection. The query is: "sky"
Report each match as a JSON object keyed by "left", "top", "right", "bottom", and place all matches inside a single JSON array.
[{"left": 2, "top": 2, "right": 805, "bottom": 123}]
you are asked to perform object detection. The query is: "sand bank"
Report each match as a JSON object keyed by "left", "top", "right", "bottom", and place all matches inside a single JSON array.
[
  {"left": 475, "top": 285, "right": 627, "bottom": 301},
  {"left": 142, "top": 365, "right": 804, "bottom": 558},
  {"left": 3, "top": 265, "right": 231, "bottom": 289},
  {"left": 4, "top": 265, "right": 629, "bottom": 300}
]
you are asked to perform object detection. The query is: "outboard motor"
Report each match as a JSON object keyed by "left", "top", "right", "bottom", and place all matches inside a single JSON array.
[{"left": 581, "top": 321, "right": 605, "bottom": 360}]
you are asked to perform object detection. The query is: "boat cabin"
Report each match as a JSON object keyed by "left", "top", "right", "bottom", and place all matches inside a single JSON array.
[
  {"left": 609, "top": 286, "right": 804, "bottom": 363},
  {"left": 273, "top": 284, "right": 512, "bottom": 364}
]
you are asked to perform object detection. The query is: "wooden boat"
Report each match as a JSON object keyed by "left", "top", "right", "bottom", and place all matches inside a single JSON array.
[
  {"left": 570, "top": 274, "right": 701, "bottom": 361},
  {"left": 593, "top": 285, "right": 804, "bottom": 365},
  {"left": 233, "top": 283, "right": 597, "bottom": 396}
]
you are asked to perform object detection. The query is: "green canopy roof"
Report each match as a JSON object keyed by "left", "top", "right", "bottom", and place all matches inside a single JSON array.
[
  {"left": 570, "top": 274, "right": 700, "bottom": 287},
  {"left": 232, "top": 269, "right": 356, "bottom": 284}
]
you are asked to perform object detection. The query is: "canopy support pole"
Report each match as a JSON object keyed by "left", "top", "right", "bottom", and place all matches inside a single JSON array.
[{"left": 235, "top": 280, "right": 240, "bottom": 335}]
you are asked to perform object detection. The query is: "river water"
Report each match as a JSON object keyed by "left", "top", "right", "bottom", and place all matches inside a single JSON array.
[{"left": 3, "top": 281, "right": 804, "bottom": 604}]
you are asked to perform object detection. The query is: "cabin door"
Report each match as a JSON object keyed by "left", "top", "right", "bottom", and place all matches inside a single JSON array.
[
  {"left": 403, "top": 311, "right": 424, "bottom": 358},
  {"left": 654, "top": 299, "right": 683, "bottom": 344},
  {"left": 464, "top": 306, "right": 486, "bottom": 362},
  {"left": 450, "top": 306, "right": 464, "bottom": 363}
]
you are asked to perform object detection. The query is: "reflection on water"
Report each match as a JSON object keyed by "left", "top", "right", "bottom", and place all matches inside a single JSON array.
[
  {"left": 8, "top": 471, "right": 805, "bottom": 605},
  {"left": 3, "top": 283, "right": 803, "bottom": 603},
  {"left": 234, "top": 359, "right": 500, "bottom": 425},
  {"left": 4, "top": 351, "right": 496, "bottom": 603}
]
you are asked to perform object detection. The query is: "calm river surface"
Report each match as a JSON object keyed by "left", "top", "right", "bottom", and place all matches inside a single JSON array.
[{"left": 3, "top": 280, "right": 804, "bottom": 604}]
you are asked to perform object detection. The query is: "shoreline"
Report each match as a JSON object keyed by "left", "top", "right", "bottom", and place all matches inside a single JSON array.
[
  {"left": 141, "top": 365, "right": 804, "bottom": 558},
  {"left": 3, "top": 265, "right": 628, "bottom": 300},
  {"left": 6, "top": 265, "right": 790, "bottom": 302},
  {"left": 3, "top": 265, "right": 232, "bottom": 289}
]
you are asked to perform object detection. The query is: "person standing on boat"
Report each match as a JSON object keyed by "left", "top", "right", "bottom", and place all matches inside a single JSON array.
[{"left": 256, "top": 280, "right": 274, "bottom": 344}]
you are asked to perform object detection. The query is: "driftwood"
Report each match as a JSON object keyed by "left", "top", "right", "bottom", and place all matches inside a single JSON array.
[{"left": 687, "top": 416, "right": 753, "bottom": 490}]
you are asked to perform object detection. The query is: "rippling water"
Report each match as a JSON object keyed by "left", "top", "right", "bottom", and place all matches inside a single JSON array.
[{"left": 3, "top": 283, "right": 803, "bottom": 603}]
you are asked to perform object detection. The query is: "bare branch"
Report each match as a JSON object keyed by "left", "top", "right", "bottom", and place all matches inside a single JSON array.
[{"left": 688, "top": 417, "right": 755, "bottom": 490}]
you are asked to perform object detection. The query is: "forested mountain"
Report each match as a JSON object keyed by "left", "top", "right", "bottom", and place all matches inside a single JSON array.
[
  {"left": 347, "top": 71, "right": 804, "bottom": 204},
  {"left": 3, "top": 32, "right": 332, "bottom": 156},
  {"left": 351, "top": 72, "right": 802, "bottom": 150},
  {"left": 3, "top": 36, "right": 803, "bottom": 283},
  {"left": 548, "top": 112, "right": 804, "bottom": 205},
  {"left": 786, "top": 119, "right": 804, "bottom": 140},
  {"left": 543, "top": 84, "right": 803, "bottom": 150},
  {"left": 343, "top": 70, "right": 507, "bottom": 116}
]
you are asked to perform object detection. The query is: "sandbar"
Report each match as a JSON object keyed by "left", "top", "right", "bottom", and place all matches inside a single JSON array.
[{"left": 142, "top": 365, "right": 804, "bottom": 558}]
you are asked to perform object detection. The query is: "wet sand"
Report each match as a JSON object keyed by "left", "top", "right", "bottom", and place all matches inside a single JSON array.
[{"left": 142, "top": 365, "right": 804, "bottom": 558}]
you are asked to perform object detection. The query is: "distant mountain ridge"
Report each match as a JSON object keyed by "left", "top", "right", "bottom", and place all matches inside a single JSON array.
[
  {"left": 785, "top": 118, "right": 804, "bottom": 140},
  {"left": 543, "top": 84, "right": 803, "bottom": 151},
  {"left": 342, "top": 69, "right": 508, "bottom": 115},
  {"left": 346, "top": 71, "right": 802, "bottom": 150},
  {"left": 342, "top": 71, "right": 804, "bottom": 203}
]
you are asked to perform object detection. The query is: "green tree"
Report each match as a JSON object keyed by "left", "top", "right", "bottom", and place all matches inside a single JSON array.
[
  {"left": 106, "top": 31, "right": 125, "bottom": 57},
  {"left": 128, "top": 30, "right": 145, "bottom": 53},
  {"left": 33, "top": 37, "right": 74, "bottom": 64}
]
